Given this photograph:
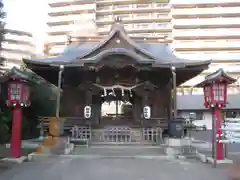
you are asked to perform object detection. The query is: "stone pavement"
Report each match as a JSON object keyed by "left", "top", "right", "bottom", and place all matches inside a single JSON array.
[
  {"left": 0, "top": 155, "right": 229, "bottom": 180},
  {"left": 0, "top": 144, "right": 35, "bottom": 175},
  {"left": 0, "top": 161, "right": 16, "bottom": 175},
  {"left": 71, "top": 145, "right": 166, "bottom": 157}
]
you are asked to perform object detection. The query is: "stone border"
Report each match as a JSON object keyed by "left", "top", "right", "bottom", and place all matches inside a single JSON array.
[
  {"left": 1, "top": 156, "right": 28, "bottom": 164},
  {"left": 27, "top": 153, "right": 183, "bottom": 161},
  {"left": 28, "top": 142, "right": 75, "bottom": 161},
  {"left": 196, "top": 151, "right": 233, "bottom": 164}
]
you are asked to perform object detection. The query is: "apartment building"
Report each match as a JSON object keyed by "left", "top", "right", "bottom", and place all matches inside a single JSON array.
[
  {"left": 47, "top": 0, "right": 171, "bottom": 55},
  {"left": 95, "top": 0, "right": 171, "bottom": 37},
  {"left": 46, "top": 0, "right": 240, "bottom": 90},
  {"left": 171, "top": 0, "right": 240, "bottom": 91},
  {"left": 0, "top": 29, "right": 35, "bottom": 72}
]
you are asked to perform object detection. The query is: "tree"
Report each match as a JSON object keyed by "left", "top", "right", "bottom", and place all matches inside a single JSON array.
[{"left": 0, "top": 0, "right": 5, "bottom": 65}]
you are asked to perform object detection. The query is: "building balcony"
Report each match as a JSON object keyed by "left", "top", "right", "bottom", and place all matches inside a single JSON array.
[
  {"left": 172, "top": 13, "right": 240, "bottom": 19},
  {"left": 47, "top": 14, "right": 96, "bottom": 26},
  {"left": 172, "top": 1, "right": 240, "bottom": 9},
  {"left": 98, "top": 25, "right": 172, "bottom": 34},
  {"left": 49, "top": 45, "right": 66, "bottom": 55},
  {"left": 49, "top": 0, "right": 95, "bottom": 8},
  {"left": 1, "top": 48, "right": 32, "bottom": 56},
  {"left": 174, "top": 24, "right": 240, "bottom": 29},
  {"left": 172, "top": 7, "right": 240, "bottom": 16},
  {"left": 4, "top": 38, "right": 34, "bottom": 46},
  {"left": 173, "top": 41, "right": 240, "bottom": 50},
  {"left": 173, "top": 18, "right": 240, "bottom": 26},
  {"left": 49, "top": 4, "right": 95, "bottom": 14},
  {"left": 174, "top": 51, "right": 240, "bottom": 62},
  {"left": 96, "top": 16, "right": 171, "bottom": 25},
  {"left": 47, "top": 24, "right": 93, "bottom": 34},
  {"left": 48, "top": 9, "right": 95, "bottom": 17},
  {"left": 2, "top": 43, "right": 35, "bottom": 53},
  {"left": 1, "top": 51, "right": 28, "bottom": 61},
  {"left": 96, "top": 7, "right": 170, "bottom": 15},
  {"left": 4, "top": 33, "right": 33, "bottom": 43},
  {"left": 173, "top": 35, "right": 240, "bottom": 40},
  {"left": 48, "top": 35, "right": 68, "bottom": 44},
  {"left": 173, "top": 28, "right": 240, "bottom": 36},
  {"left": 175, "top": 47, "right": 240, "bottom": 52},
  {"left": 96, "top": 0, "right": 170, "bottom": 5}
]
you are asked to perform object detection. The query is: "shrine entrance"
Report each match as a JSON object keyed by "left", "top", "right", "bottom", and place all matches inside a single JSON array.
[{"left": 101, "top": 101, "right": 133, "bottom": 126}]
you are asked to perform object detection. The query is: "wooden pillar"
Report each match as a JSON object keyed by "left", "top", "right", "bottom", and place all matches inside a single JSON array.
[
  {"left": 142, "top": 90, "right": 150, "bottom": 126},
  {"left": 86, "top": 90, "right": 92, "bottom": 105},
  {"left": 133, "top": 96, "right": 142, "bottom": 124},
  {"left": 169, "top": 79, "right": 173, "bottom": 120},
  {"left": 152, "top": 89, "right": 165, "bottom": 118},
  {"left": 92, "top": 96, "right": 102, "bottom": 125}
]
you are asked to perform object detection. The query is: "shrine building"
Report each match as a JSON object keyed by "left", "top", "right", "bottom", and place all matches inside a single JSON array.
[{"left": 23, "top": 19, "right": 211, "bottom": 141}]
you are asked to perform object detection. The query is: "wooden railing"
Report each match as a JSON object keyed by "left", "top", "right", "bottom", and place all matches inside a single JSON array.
[{"left": 37, "top": 116, "right": 172, "bottom": 137}]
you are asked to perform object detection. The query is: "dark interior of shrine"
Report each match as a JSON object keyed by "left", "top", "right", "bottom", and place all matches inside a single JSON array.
[{"left": 57, "top": 63, "right": 172, "bottom": 128}]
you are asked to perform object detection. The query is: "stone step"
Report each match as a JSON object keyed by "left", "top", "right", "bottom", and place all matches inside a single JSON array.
[{"left": 89, "top": 142, "right": 156, "bottom": 146}]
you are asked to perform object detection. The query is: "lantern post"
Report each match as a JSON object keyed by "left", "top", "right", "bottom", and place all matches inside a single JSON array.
[
  {"left": 171, "top": 66, "right": 177, "bottom": 118},
  {"left": 6, "top": 76, "right": 31, "bottom": 158},
  {"left": 195, "top": 68, "right": 236, "bottom": 166}
]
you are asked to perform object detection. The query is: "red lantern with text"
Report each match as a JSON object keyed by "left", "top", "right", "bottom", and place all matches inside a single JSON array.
[
  {"left": 203, "top": 82, "right": 227, "bottom": 109},
  {"left": 196, "top": 69, "right": 236, "bottom": 162},
  {"left": 6, "top": 78, "right": 31, "bottom": 158},
  {"left": 6, "top": 79, "right": 30, "bottom": 108}
]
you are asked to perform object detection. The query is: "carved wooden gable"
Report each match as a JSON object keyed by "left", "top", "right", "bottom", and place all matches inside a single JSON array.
[{"left": 81, "top": 29, "right": 155, "bottom": 61}]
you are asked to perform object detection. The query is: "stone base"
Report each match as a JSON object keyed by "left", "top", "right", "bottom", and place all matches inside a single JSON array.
[
  {"left": 196, "top": 152, "right": 233, "bottom": 165},
  {"left": 64, "top": 143, "right": 74, "bottom": 155},
  {"left": 1, "top": 156, "right": 27, "bottom": 164},
  {"left": 163, "top": 138, "right": 195, "bottom": 158},
  {"left": 164, "top": 138, "right": 191, "bottom": 147}
]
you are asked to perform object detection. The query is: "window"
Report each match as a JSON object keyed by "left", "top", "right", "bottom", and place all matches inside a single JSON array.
[
  {"left": 225, "top": 111, "right": 237, "bottom": 118},
  {"left": 213, "top": 84, "right": 224, "bottom": 101},
  {"left": 136, "top": 4, "right": 149, "bottom": 8},
  {"left": 136, "top": 23, "right": 150, "bottom": 28},
  {"left": 10, "top": 83, "right": 21, "bottom": 100},
  {"left": 115, "top": 5, "right": 130, "bottom": 9},
  {"left": 118, "top": 14, "right": 130, "bottom": 19},
  {"left": 195, "top": 112, "right": 203, "bottom": 120},
  {"left": 156, "top": 3, "right": 169, "bottom": 8},
  {"left": 135, "top": 13, "right": 150, "bottom": 18}
]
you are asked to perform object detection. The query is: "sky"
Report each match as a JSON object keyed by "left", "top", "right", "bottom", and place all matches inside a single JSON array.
[{"left": 3, "top": 0, "right": 49, "bottom": 52}]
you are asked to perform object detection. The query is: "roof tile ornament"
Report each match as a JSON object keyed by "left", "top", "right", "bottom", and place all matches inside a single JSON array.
[{"left": 114, "top": 16, "right": 122, "bottom": 23}]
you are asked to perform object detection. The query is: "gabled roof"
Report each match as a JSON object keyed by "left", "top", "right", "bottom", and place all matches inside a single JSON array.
[
  {"left": 0, "top": 67, "right": 37, "bottom": 83},
  {"left": 75, "top": 18, "right": 157, "bottom": 61},
  {"left": 23, "top": 18, "right": 211, "bottom": 69},
  {"left": 195, "top": 68, "right": 236, "bottom": 87}
]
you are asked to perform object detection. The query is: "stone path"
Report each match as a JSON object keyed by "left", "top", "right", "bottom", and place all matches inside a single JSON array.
[
  {"left": 0, "top": 155, "right": 229, "bottom": 180},
  {"left": 0, "top": 144, "right": 34, "bottom": 175}
]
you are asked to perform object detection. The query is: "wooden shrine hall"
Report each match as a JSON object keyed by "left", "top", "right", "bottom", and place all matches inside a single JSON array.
[{"left": 23, "top": 18, "right": 211, "bottom": 141}]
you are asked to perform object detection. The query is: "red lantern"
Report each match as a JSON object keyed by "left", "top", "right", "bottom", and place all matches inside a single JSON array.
[
  {"left": 196, "top": 68, "right": 236, "bottom": 162},
  {"left": 203, "top": 81, "right": 227, "bottom": 108},
  {"left": 6, "top": 78, "right": 31, "bottom": 108},
  {"left": 197, "top": 69, "right": 235, "bottom": 109}
]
